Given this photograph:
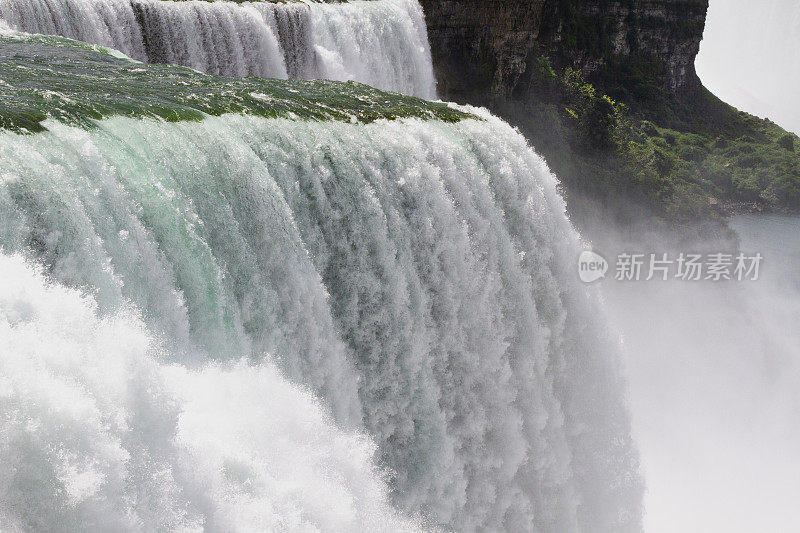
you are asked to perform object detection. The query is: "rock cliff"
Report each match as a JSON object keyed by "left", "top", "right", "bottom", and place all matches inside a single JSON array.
[
  {"left": 421, "top": 0, "right": 800, "bottom": 236},
  {"left": 420, "top": 0, "right": 709, "bottom": 106}
]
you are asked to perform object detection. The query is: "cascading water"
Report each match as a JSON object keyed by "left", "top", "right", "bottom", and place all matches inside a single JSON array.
[
  {"left": 0, "top": 253, "right": 420, "bottom": 532},
  {"left": 0, "top": 31, "right": 642, "bottom": 533},
  {"left": 0, "top": 0, "right": 437, "bottom": 98}
]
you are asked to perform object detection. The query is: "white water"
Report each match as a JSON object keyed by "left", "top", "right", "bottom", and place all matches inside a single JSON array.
[
  {"left": 0, "top": 0, "right": 437, "bottom": 98},
  {"left": 0, "top": 112, "right": 642, "bottom": 531},
  {"left": 0, "top": 253, "right": 420, "bottom": 532}
]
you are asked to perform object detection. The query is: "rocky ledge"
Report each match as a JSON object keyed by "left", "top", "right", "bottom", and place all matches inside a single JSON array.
[
  {"left": 420, "top": 0, "right": 709, "bottom": 105},
  {"left": 419, "top": 0, "right": 800, "bottom": 240}
]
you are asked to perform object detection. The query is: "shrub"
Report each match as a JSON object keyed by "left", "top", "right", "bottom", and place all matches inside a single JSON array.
[
  {"left": 581, "top": 95, "right": 617, "bottom": 149},
  {"left": 778, "top": 134, "right": 795, "bottom": 151},
  {"left": 732, "top": 170, "right": 761, "bottom": 201},
  {"left": 770, "top": 174, "right": 800, "bottom": 206}
]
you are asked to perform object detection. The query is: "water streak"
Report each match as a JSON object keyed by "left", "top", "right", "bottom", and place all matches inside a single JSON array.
[
  {"left": 0, "top": 253, "right": 420, "bottom": 532},
  {"left": 0, "top": 111, "right": 642, "bottom": 531},
  {"left": 0, "top": 0, "right": 437, "bottom": 97}
]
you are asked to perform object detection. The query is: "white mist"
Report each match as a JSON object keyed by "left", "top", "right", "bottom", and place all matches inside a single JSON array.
[{"left": 599, "top": 218, "right": 800, "bottom": 532}]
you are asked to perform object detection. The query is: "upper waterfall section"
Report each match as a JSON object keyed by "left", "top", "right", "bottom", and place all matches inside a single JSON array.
[{"left": 0, "top": 0, "right": 437, "bottom": 98}]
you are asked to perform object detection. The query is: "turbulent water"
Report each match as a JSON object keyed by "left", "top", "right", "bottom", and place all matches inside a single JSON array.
[
  {"left": 0, "top": 0, "right": 436, "bottom": 97},
  {"left": 0, "top": 108, "right": 642, "bottom": 531},
  {"left": 0, "top": 8, "right": 641, "bottom": 529},
  {"left": 0, "top": 253, "right": 419, "bottom": 532}
]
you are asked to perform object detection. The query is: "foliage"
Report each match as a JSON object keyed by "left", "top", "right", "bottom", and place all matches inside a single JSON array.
[
  {"left": 513, "top": 53, "right": 800, "bottom": 227},
  {"left": 778, "top": 133, "right": 795, "bottom": 151},
  {"left": 0, "top": 34, "right": 472, "bottom": 134}
]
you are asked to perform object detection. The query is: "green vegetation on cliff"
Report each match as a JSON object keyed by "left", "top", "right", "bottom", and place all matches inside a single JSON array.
[{"left": 511, "top": 54, "right": 800, "bottom": 230}]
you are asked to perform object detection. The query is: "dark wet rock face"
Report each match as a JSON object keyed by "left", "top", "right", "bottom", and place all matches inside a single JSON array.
[{"left": 420, "top": 0, "right": 709, "bottom": 104}]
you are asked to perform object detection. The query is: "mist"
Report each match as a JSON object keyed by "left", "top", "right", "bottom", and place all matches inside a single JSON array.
[
  {"left": 596, "top": 219, "right": 800, "bottom": 531},
  {"left": 696, "top": 0, "right": 800, "bottom": 135},
  {"left": 591, "top": 5, "right": 800, "bottom": 530}
]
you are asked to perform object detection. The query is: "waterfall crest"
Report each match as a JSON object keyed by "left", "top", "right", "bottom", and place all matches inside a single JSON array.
[
  {"left": 0, "top": 0, "right": 436, "bottom": 97},
  {"left": 0, "top": 109, "right": 642, "bottom": 531},
  {"left": 0, "top": 18, "right": 643, "bottom": 530}
]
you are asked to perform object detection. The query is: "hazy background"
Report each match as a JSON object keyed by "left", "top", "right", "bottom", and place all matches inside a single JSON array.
[
  {"left": 603, "top": 218, "right": 800, "bottom": 532},
  {"left": 696, "top": 0, "right": 800, "bottom": 135},
  {"left": 610, "top": 2, "right": 800, "bottom": 530}
]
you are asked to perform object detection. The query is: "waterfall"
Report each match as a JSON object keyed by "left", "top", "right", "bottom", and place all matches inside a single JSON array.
[
  {"left": 0, "top": 253, "right": 420, "bottom": 532},
  {"left": 0, "top": 0, "right": 436, "bottom": 98},
  {"left": 0, "top": 112, "right": 642, "bottom": 531},
  {"left": 0, "top": 31, "right": 642, "bottom": 533}
]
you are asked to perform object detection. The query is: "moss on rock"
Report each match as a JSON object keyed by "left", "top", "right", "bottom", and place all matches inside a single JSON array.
[{"left": 0, "top": 34, "right": 472, "bottom": 134}]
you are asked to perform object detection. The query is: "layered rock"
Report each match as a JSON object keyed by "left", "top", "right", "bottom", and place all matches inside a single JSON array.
[{"left": 420, "top": 0, "right": 709, "bottom": 104}]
